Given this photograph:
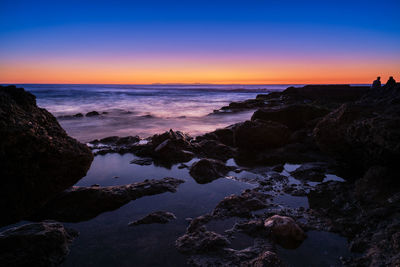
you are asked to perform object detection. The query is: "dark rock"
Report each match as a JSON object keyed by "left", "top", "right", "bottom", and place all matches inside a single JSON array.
[
  {"left": 176, "top": 229, "right": 230, "bottom": 254},
  {"left": 234, "top": 120, "right": 291, "bottom": 151},
  {"left": 212, "top": 189, "right": 270, "bottom": 218},
  {"left": 128, "top": 211, "right": 176, "bottom": 226},
  {"left": 314, "top": 84, "right": 400, "bottom": 173},
  {"left": 189, "top": 158, "right": 235, "bottom": 184},
  {"left": 252, "top": 104, "right": 330, "bottom": 130},
  {"left": 31, "top": 177, "right": 184, "bottom": 222},
  {"left": 178, "top": 163, "right": 188, "bottom": 169},
  {"left": 0, "top": 221, "right": 78, "bottom": 267},
  {"left": 264, "top": 215, "right": 306, "bottom": 249},
  {"left": 73, "top": 113, "right": 83, "bottom": 118},
  {"left": 85, "top": 111, "right": 100, "bottom": 117},
  {"left": 0, "top": 85, "right": 93, "bottom": 226},
  {"left": 289, "top": 162, "right": 327, "bottom": 182},
  {"left": 244, "top": 251, "right": 285, "bottom": 267},
  {"left": 282, "top": 85, "right": 369, "bottom": 102},
  {"left": 193, "top": 139, "right": 236, "bottom": 161},
  {"left": 130, "top": 158, "right": 153, "bottom": 166}
]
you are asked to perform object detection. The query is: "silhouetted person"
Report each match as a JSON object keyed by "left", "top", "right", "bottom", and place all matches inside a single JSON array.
[
  {"left": 385, "top": 76, "right": 396, "bottom": 88},
  {"left": 371, "top": 76, "right": 381, "bottom": 89}
]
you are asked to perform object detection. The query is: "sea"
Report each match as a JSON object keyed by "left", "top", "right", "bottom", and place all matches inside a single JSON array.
[{"left": 18, "top": 84, "right": 296, "bottom": 142}]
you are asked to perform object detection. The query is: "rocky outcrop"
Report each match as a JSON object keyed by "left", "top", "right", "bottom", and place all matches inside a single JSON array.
[
  {"left": 128, "top": 211, "right": 177, "bottom": 226},
  {"left": 234, "top": 120, "right": 291, "bottom": 151},
  {"left": 282, "top": 85, "right": 369, "bottom": 103},
  {"left": 251, "top": 104, "right": 330, "bottom": 130},
  {"left": 31, "top": 177, "right": 184, "bottom": 222},
  {"left": 0, "top": 85, "right": 93, "bottom": 226},
  {"left": 189, "top": 158, "right": 235, "bottom": 184},
  {"left": 0, "top": 221, "right": 78, "bottom": 267},
  {"left": 314, "top": 84, "right": 400, "bottom": 174}
]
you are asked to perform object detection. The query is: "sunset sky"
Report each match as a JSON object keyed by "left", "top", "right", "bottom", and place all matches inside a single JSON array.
[{"left": 1, "top": 0, "right": 399, "bottom": 84}]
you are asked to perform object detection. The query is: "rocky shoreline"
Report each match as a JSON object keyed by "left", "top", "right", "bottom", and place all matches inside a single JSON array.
[{"left": 1, "top": 83, "right": 399, "bottom": 266}]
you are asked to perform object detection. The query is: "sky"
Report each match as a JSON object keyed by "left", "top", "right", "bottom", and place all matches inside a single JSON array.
[{"left": 0, "top": 0, "right": 399, "bottom": 84}]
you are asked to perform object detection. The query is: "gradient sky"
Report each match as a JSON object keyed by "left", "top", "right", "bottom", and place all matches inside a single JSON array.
[{"left": 1, "top": 0, "right": 399, "bottom": 84}]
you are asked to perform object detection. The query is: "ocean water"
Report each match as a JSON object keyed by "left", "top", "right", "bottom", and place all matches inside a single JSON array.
[{"left": 19, "top": 84, "right": 295, "bottom": 142}]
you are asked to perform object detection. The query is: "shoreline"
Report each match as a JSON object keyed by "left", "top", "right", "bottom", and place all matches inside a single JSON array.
[{"left": 1, "top": 83, "right": 399, "bottom": 266}]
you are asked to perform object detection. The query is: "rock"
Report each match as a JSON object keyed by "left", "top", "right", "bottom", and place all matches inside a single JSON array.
[
  {"left": 264, "top": 215, "right": 306, "bottom": 249},
  {"left": 0, "top": 85, "right": 93, "bottom": 226},
  {"left": 282, "top": 85, "right": 369, "bottom": 102},
  {"left": 153, "top": 139, "right": 194, "bottom": 163},
  {"left": 73, "top": 113, "right": 83, "bottom": 118},
  {"left": 354, "top": 165, "right": 398, "bottom": 202},
  {"left": 289, "top": 162, "right": 327, "bottom": 182},
  {"left": 314, "top": 84, "right": 400, "bottom": 173},
  {"left": 130, "top": 158, "right": 153, "bottom": 166},
  {"left": 252, "top": 104, "right": 330, "bottom": 130},
  {"left": 0, "top": 221, "right": 78, "bottom": 267},
  {"left": 244, "top": 251, "right": 285, "bottom": 267},
  {"left": 194, "top": 139, "right": 236, "bottom": 161},
  {"left": 234, "top": 120, "right": 291, "bottom": 151},
  {"left": 178, "top": 163, "right": 188, "bottom": 169},
  {"left": 189, "top": 158, "right": 235, "bottom": 184},
  {"left": 176, "top": 229, "right": 230, "bottom": 254},
  {"left": 128, "top": 211, "right": 176, "bottom": 226},
  {"left": 31, "top": 177, "right": 184, "bottom": 222},
  {"left": 212, "top": 189, "right": 270, "bottom": 218},
  {"left": 85, "top": 111, "right": 100, "bottom": 116}
]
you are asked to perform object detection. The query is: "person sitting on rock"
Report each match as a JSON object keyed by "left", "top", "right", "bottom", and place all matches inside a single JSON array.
[
  {"left": 385, "top": 76, "right": 396, "bottom": 88},
  {"left": 371, "top": 76, "right": 381, "bottom": 89}
]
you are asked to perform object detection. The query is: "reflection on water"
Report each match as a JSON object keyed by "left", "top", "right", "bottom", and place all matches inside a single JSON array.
[
  {"left": 63, "top": 154, "right": 253, "bottom": 267},
  {"left": 62, "top": 154, "right": 351, "bottom": 267}
]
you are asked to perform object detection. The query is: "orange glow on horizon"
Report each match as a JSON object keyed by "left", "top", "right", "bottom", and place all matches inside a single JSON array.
[{"left": 1, "top": 57, "right": 399, "bottom": 85}]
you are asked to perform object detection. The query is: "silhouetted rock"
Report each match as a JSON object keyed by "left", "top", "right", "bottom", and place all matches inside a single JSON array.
[
  {"left": 252, "top": 104, "right": 330, "bottom": 130},
  {"left": 73, "top": 113, "right": 83, "bottom": 118},
  {"left": 31, "top": 178, "right": 184, "bottom": 222},
  {"left": 314, "top": 84, "right": 400, "bottom": 174},
  {"left": 189, "top": 158, "right": 235, "bottom": 184},
  {"left": 282, "top": 85, "right": 369, "bottom": 102},
  {"left": 128, "top": 211, "right": 176, "bottom": 226},
  {"left": 234, "top": 120, "right": 290, "bottom": 151},
  {"left": 85, "top": 111, "right": 100, "bottom": 116},
  {"left": 0, "top": 221, "right": 78, "bottom": 267},
  {"left": 0, "top": 85, "right": 93, "bottom": 226}
]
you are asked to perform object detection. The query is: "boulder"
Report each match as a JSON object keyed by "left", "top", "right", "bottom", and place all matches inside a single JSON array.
[
  {"left": 264, "top": 215, "right": 306, "bottom": 249},
  {"left": 252, "top": 104, "right": 330, "bottom": 130},
  {"left": 0, "top": 221, "right": 78, "bottom": 267},
  {"left": 189, "top": 158, "right": 235, "bottom": 184},
  {"left": 128, "top": 211, "right": 176, "bottom": 226},
  {"left": 234, "top": 120, "right": 290, "bottom": 151},
  {"left": 31, "top": 178, "right": 184, "bottom": 222},
  {"left": 0, "top": 85, "right": 93, "bottom": 226}
]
